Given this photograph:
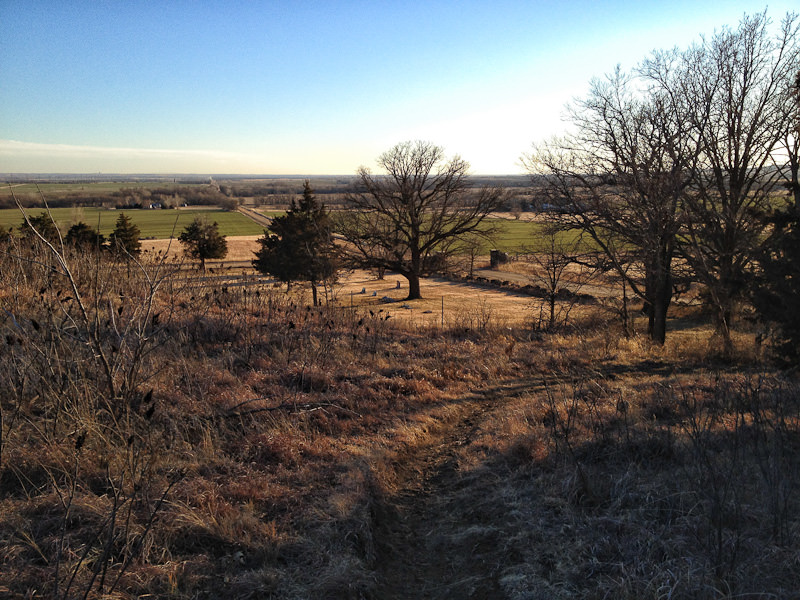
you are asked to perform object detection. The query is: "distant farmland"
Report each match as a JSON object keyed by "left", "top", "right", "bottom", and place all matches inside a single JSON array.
[
  {"left": 0, "top": 181, "right": 196, "bottom": 197},
  {"left": 1, "top": 205, "right": 585, "bottom": 252},
  {"left": 0, "top": 207, "right": 267, "bottom": 238}
]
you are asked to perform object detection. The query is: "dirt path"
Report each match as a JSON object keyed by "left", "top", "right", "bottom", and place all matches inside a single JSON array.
[
  {"left": 371, "top": 381, "right": 537, "bottom": 599},
  {"left": 237, "top": 205, "right": 273, "bottom": 228}
]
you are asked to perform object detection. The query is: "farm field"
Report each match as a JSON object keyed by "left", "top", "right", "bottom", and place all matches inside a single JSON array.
[
  {"left": 245, "top": 207, "right": 587, "bottom": 253},
  {"left": 0, "top": 207, "right": 267, "bottom": 238},
  {"left": 2, "top": 204, "right": 573, "bottom": 252},
  {"left": 480, "top": 216, "right": 587, "bottom": 253}
]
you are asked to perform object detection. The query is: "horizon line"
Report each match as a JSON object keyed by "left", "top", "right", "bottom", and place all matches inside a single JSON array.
[{"left": 1, "top": 172, "right": 527, "bottom": 179}]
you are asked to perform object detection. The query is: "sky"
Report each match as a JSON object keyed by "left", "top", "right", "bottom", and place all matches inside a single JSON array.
[{"left": 1, "top": 1, "right": 797, "bottom": 175}]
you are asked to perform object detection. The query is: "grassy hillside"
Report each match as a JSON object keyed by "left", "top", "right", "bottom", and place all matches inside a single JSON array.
[{"left": 0, "top": 240, "right": 797, "bottom": 599}]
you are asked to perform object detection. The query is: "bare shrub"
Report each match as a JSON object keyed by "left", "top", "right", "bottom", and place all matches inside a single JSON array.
[
  {"left": 524, "top": 238, "right": 598, "bottom": 332},
  {"left": 0, "top": 206, "right": 190, "bottom": 596}
]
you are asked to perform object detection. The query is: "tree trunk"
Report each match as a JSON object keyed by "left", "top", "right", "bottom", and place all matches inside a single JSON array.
[
  {"left": 717, "top": 301, "right": 735, "bottom": 358},
  {"left": 621, "top": 277, "right": 630, "bottom": 338},
  {"left": 649, "top": 274, "right": 671, "bottom": 345},
  {"left": 791, "top": 152, "right": 800, "bottom": 213},
  {"left": 645, "top": 251, "right": 673, "bottom": 345},
  {"left": 651, "top": 294, "right": 668, "bottom": 345},
  {"left": 311, "top": 281, "right": 318, "bottom": 306},
  {"left": 407, "top": 249, "right": 422, "bottom": 300},
  {"left": 714, "top": 257, "right": 738, "bottom": 357},
  {"left": 406, "top": 272, "right": 422, "bottom": 300}
]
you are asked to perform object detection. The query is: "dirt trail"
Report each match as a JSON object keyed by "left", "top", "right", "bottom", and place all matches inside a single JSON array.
[
  {"left": 370, "top": 382, "right": 537, "bottom": 599},
  {"left": 237, "top": 205, "right": 273, "bottom": 228}
]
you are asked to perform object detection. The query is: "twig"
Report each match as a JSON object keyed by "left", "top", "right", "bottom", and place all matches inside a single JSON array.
[{"left": 224, "top": 400, "right": 362, "bottom": 419}]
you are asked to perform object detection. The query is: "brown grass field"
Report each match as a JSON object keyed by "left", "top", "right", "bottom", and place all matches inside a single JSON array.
[
  {"left": 1, "top": 236, "right": 798, "bottom": 600},
  {"left": 144, "top": 236, "right": 551, "bottom": 328}
]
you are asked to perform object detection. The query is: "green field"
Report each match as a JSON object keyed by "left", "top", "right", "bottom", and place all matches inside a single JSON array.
[
  {"left": 487, "top": 219, "right": 542, "bottom": 252},
  {"left": 477, "top": 218, "right": 588, "bottom": 253},
  {"left": 0, "top": 208, "right": 266, "bottom": 238},
  {"left": 1, "top": 207, "right": 588, "bottom": 251}
]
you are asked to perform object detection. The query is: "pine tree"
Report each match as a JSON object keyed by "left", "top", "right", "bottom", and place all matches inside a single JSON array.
[
  {"left": 752, "top": 70, "right": 800, "bottom": 364},
  {"left": 66, "top": 222, "right": 105, "bottom": 251},
  {"left": 109, "top": 212, "right": 141, "bottom": 256},
  {"left": 753, "top": 208, "right": 800, "bottom": 364},
  {"left": 20, "top": 212, "right": 61, "bottom": 245},
  {"left": 178, "top": 217, "right": 228, "bottom": 271},
  {"left": 252, "top": 180, "right": 336, "bottom": 305}
]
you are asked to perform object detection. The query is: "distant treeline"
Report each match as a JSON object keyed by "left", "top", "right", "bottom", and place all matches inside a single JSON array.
[
  {"left": 1, "top": 187, "right": 228, "bottom": 210},
  {"left": 3, "top": 175, "right": 533, "bottom": 213}
]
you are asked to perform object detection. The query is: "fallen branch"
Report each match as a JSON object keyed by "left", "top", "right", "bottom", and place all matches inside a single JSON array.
[{"left": 224, "top": 400, "right": 362, "bottom": 419}]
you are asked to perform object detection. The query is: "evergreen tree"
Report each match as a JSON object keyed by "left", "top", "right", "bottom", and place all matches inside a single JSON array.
[
  {"left": 178, "top": 217, "right": 228, "bottom": 271},
  {"left": 20, "top": 212, "right": 61, "bottom": 245},
  {"left": 252, "top": 180, "right": 337, "bottom": 305},
  {"left": 109, "top": 212, "right": 141, "bottom": 256},
  {"left": 753, "top": 208, "right": 800, "bottom": 364},
  {"left": 752, "top": 70, "right": 800, "bottom": 363},
  {"left": 65, "top": 222, "right": 106, "bottom": 251}
]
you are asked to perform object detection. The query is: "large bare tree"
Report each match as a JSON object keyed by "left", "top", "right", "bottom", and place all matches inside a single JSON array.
[
  {"left": 644, "top": 11, "right": 800, "bottom": 353},
  {"left": 337, "top": 141, "right": 504, "bottom": 300},
  {"left": 523, "top": 67, "right": 694, "bottom": 344},
  {"left": 527, "top": 10, "right": 799, "bottom": 348},
  {"left": 779, "top": 69, "right": 800, "bottom": 211}
]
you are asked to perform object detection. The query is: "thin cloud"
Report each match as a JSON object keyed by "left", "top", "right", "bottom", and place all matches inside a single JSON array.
[
  {"left": 0, "top": 139, "right": 267, "bottom": 173},
  {"left": 0, "top": 139, "right": 244, "bottom": 161}
]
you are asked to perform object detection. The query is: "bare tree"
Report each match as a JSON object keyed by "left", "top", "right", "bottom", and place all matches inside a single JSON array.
[
  {"left": 523, "top": 66, "right": 693, "bottom": 343},
  {"left": 778, "top": 70, "right": 800, "bottom": 211},
  {"left": 452, "top": 231, "right": 485, "bottom": 278},
  {"left": 526, "top": 11, "right": 799, "bottom": 348},
  {"left": 524, "top": 228, "right": 596, "bottom": 331},
  {"left": 337, "top": 141, "right": 504, "bottom": 300},
  {"left": 644, "top": 11, "right": 800, "bottom": 353}
]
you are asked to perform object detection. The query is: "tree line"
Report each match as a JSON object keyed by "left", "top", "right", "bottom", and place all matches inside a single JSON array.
[
  {"left": 5, "top": 211, "right": 143, "bottom": 257},
  {"left": 0, "top": 184, "right": 234, "bottom": 211}
]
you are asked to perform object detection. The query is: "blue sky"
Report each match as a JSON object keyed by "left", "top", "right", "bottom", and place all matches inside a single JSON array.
[{"left": 1, "top": 1, "right": 796, "bottom": 175}]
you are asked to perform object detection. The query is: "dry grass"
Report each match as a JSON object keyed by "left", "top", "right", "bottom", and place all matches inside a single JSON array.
[
  {"left": 142, "top": 235, "right": 263, "bottom": 263},
  {"left": 145, "top": 235, "right": 549, "bottom": 328},
  {"left": 1, "top": 237, "right": 798, "bottom": 599},
  {"left": 418, "top": 330, "right": 800, "bottom": 599}
]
